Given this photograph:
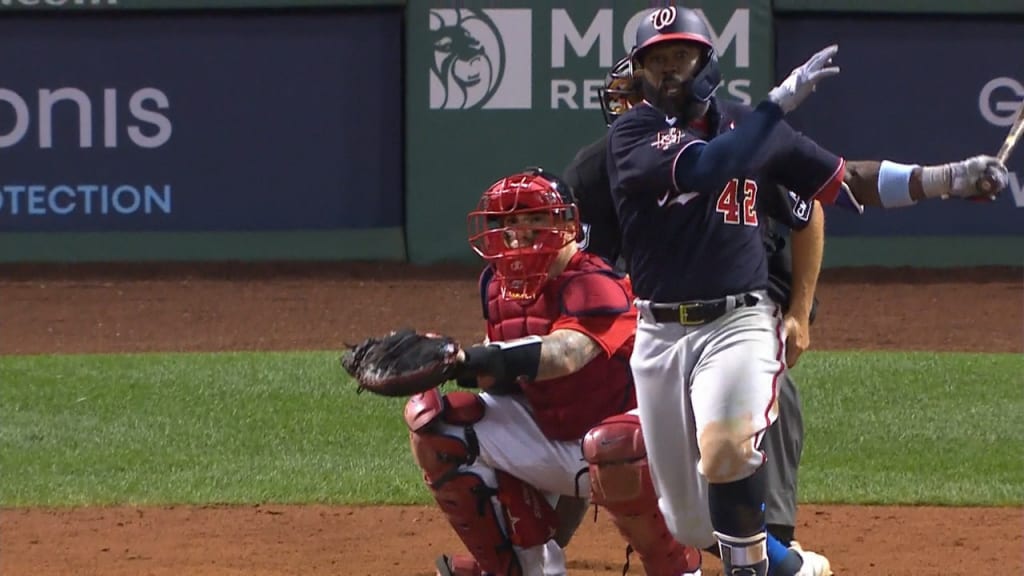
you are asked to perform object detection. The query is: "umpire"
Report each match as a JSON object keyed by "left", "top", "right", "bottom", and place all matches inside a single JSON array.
[{"left": 561, "top": 55, "right": 817, "bottom": 548}]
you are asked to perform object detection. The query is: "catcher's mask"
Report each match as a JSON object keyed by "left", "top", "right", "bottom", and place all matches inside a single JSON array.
[
  {"left": 631, "top": 6, "right": 722, "bottom": 119},
  {"left": 599, "top": 54, "right": 641, "bottom": 127},
  {"left": 468, "top": 167, "right": 580, "bottom": 302}
]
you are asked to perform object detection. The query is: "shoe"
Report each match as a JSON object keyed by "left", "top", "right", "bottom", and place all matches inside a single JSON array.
[
  {"left": 542, "top": 540, "right": 567, "bottom": 576},
  {"left": 682, "top": 545, "right": 703, "bottom": 576},
  {"left": 435, "top": 554, "right": 482, "bottom": 576},
  {"left": 790, "top": 541, "right": 832, "bottom": 576}
]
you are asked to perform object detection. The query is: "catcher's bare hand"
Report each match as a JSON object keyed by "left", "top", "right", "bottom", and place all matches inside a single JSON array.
[{"left": 340, "top": 329, "right": 461, "bottom": 397}]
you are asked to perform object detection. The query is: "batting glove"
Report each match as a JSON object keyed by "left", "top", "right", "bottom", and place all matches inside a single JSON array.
[
  {"left": 922, "top": 155, "right": 1009, "bottom": 199},
  {"left": 767, "top": 44, "right": 840, "bottom": 114}
]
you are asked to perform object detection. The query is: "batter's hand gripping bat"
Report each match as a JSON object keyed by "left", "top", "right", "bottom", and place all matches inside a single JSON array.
[{"left": 977, "top": 102, "right": 1024, "bottom": 196}]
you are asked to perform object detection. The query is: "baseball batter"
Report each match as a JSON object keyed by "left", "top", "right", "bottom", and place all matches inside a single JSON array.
[
  {"left": 563, "top": 54, "right": 823, "bottom": 552},
  {"left": 569, "top": 44, "right": 1011, "bottom": 554},
  {"left": 405, "top": 168, "right": 702, "bottom": 576},
  {"left": 607, "top": 10, "right": 840, "bottom": 575},
  {"left": 606, "top": 6, "right": 1010, "bottom": 576}
]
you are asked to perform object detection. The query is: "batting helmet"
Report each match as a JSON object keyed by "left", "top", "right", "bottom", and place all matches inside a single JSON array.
[
  {"left": 631, "top": 6, "right": 721, "bottom": 103},
  {"left": 467, "top": 168, "right": 580, "bottom": 301}
]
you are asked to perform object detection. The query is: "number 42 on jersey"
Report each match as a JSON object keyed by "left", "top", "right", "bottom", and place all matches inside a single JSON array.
[{"left": 716, "top": 179, "right": 758, "bottom": 226}]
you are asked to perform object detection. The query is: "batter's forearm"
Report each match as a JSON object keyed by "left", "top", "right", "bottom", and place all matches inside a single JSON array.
[
  {"left": 787, "top": 200, "right": 824, "bottom": 322},
  {"left": 845, "top": 156, "right": 994, "bottom": 208},
  {"left": 537, "top": 329, "right": 603, "bottom": 380},
  {"left": 844, "top": 160, "right": 927, "bottom": 207}
]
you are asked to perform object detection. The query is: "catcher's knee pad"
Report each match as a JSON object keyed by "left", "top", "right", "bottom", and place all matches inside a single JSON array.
[
  {"left": 583, "top": 413, "right": 702, "bottom": 576},
  {"left": 406, "top": 389, "right": 557, "bottom": 576},
  {"left": 405, "top": 389, "right": 487, "bottom": 483}
]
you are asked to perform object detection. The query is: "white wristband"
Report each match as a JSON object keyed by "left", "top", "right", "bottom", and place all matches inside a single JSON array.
[{"left": 877, "top": 161, "right": 918, "bottom": 208}]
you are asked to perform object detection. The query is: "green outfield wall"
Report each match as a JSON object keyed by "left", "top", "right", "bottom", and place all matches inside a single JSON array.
[{"left": 405, "top": 0, "right": 774, "bottom": 264}]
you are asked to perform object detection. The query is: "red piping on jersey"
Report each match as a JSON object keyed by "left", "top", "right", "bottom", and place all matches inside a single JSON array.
[
  {"left": 811, "top": 157, "right": 847, "bottom": 205},
  {"left": 759, "top": 308, "right": 786, "bottom": 467}
]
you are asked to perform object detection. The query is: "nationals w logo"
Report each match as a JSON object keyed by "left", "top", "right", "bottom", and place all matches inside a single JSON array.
[{"left": 650, "top": 7, "right": 677, "bottom": 30}]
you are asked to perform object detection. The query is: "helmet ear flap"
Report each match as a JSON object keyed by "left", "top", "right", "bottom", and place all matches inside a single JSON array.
[{"left": 690, "top": 49, "right": 722, "bottom": 102}]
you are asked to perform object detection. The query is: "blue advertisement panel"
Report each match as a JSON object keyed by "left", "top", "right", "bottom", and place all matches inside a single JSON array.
[
  {"left": 775, "top": 15, "right": 1024, "bottom": 236},
  {"left": 0, "top": 10, "right": 402, "bottom": 233}
]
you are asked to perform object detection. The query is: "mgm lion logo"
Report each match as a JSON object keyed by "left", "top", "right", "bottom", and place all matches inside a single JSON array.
[{"left": 429, "top": 9, "right": 506, "bottom": 110}]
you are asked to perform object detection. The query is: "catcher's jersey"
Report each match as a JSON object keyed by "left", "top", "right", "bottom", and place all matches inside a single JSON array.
[
  {"left": 480, "top": 251, "right": 637, "bottom": 441},
  {"left": 607, "top": 99, "right": 843, "bottom": 303}
]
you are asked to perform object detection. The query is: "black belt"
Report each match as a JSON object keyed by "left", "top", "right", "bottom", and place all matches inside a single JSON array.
[{"left": 648, "top": 293, "right": 761, "bottom": 326}]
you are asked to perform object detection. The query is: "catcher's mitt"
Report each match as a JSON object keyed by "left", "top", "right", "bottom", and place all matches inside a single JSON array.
[{"left": 340, "top": 329, "right": 461, "bottom": 397}]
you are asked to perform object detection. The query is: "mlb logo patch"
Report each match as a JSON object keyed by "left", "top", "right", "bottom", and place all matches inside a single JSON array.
[{"left": 788, "top": 190, "right": 812, "bottom": 222}]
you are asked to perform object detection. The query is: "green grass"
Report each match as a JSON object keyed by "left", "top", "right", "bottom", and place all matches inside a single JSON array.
[
  {"left": 0, "top": 352, "right": 424, "bottom": 507},
  {"left": 1, "top": 350, "right": 1021, "bottom": 508},
  {"left": 791, "top": 351, "right": 1024, "bottom": 506}
]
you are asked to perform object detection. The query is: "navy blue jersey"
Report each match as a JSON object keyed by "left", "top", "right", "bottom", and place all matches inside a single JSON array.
[
  {"left": 607, "top": 99, "right": 841, "bottom": 302},
  {"left": 716, "top": 100, "right": 845, "bottom": 206}
]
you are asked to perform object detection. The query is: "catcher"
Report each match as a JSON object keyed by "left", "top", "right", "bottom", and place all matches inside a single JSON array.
[{"left": 343, "top": 167, "right": 703, "bottom": 576}]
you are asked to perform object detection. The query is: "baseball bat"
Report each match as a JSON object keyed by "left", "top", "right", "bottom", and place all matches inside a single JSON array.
[{"left": 977, "top": 102, "right": 1024, "bottom": 196}]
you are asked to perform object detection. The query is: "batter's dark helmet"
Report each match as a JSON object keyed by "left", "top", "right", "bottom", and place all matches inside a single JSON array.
[{"left": 632, "top": 6, "right": 721, "bottom": 102}]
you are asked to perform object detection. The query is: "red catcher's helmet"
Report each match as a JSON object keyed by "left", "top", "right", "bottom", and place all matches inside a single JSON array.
[{"left": 468, "top": 168, "right": 579, "bottom": 301}]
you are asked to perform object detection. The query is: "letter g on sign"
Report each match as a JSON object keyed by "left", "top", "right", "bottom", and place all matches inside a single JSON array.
[
  {"left": 979, "top": 77, "right": 1024, "bottom": 128},
  {"left": 650, "top": 7, "right": 677, "bottom": 30}
]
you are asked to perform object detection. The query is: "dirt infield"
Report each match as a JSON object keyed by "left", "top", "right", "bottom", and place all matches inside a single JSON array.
[{"left": 1, "top": 263, "right": 1021, "bottom": 576}]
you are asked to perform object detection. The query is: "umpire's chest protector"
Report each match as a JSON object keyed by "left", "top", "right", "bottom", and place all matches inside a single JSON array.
[{"left": 482, "top": 253, "right": 637, "bottom": 441}]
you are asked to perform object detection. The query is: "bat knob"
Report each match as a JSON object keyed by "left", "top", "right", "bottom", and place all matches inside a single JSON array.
[{"left": 976, "top": 169, "right": 1002, "bottom": 196}]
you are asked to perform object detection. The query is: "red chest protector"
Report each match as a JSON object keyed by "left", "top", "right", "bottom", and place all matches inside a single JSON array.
[{"left": 480, "top": 252, "right": 638, "bottom": 441}]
